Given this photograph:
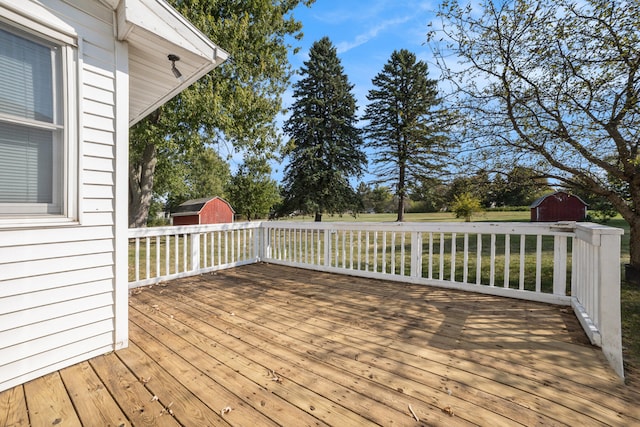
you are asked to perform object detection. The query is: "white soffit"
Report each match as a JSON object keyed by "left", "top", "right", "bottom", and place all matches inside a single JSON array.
[{"left": 115, "top": 0, "right": 229, "bottom": 125}]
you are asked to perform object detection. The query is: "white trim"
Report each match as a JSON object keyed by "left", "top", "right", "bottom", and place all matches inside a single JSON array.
[
  {"left": 0, "top": 2, "right": 77, "bottom": 45},
  {"left": 113, "top": 39, "right": 129, "bottom": 351}
]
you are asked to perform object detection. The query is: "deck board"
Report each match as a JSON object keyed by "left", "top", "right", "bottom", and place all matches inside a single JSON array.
[{"left": 2, "top": 263, "right": 639, "bottom": 426}]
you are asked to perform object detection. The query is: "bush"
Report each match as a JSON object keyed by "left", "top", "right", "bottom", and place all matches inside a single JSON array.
[{"left": 451, "top": 193, "right": 483, "bottom": 222}]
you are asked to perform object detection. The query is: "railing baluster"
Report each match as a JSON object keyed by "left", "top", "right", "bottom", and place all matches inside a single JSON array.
[
  {"left": 519, "top": 234, "right": 525, "bottom": 290},
  {"left": 382, "top": 231, "right": 387, "bottom": 274},
  {"left": 450, "top": 232, "right": 456, "bottom": 282},
  {"left": 439, "top": 233, "right": 445, "bottom": 280},
  {"left": 145, "top": 237, "right": 150, "bottom": 279},
  {"left": 135, "top": 237, "right": 140, "bottom": 282},
  {"left": 476, "top": 234, "right": 482, "bottom": 285},
  {"left": 536, "top": 235, "right": 542, "bottom": 292},
  {"left": 504, "top": 234, "right": 510, "bottom": 288},
  {"left": 489, "top": 234, "right": 496, "bottom": 286},
  {"left": 428, "top": 232, "right": 433, "bottom": 279},
  {"left": 463, "top": 233, "right": 469, "bottom": 283}
]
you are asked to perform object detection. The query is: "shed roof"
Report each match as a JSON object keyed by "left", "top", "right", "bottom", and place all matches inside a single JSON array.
[
  {"left": 171, "top": 196, "right": 234, "bottom": 217},
  {"left": 530, "top": 191, "right": 588, "bottom": 209}
]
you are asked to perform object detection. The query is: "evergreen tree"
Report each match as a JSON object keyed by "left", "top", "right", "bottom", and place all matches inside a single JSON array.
[
  {"left": 363, "top": 49, "right": 449, "bottom": 221},
  {"left": 282, "top": 37, "right": 366, "bottom": 221}
]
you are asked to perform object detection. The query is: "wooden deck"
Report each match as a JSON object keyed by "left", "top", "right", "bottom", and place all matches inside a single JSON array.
[{"left": 2, "top": 263, "right": 639, "bottom": 426}]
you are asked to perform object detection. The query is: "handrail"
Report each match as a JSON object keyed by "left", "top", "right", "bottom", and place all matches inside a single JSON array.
[{"left": 128, "top": 220, "right": 624, "bottom": 379}]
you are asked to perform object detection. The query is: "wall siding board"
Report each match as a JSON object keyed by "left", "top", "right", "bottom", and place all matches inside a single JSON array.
[
  {"left": 83, "top": 112, "right": 115, "bottom": 131},
  {"left": 83, "top": 170, "right": 113, "bottom": 185},
  {"left": 0, "top": 253, "right": 113, "bottom": 281},
  {"left": 0, "top": 320, "right": 114, "bottom": 366},
  {"left": 80, "top": 212, "right": 115, "bottom": 227},
  {"left": 83, "top": 141, "right": 114, "bottom": 159},
  {"left": 82, "top": 198, "right": 115, "bottom": 213},
  {"left": 0, "top": 266, "right": 113, "bottom": 298},
  {"left": 83, "top": 155, "right": 115, "bottom": 173},
  {"left": 82, "top": 128, "right": 115, "bottom": 146},
  {"left": 1, "top": 280, "right": 114, "bottom": 314},
  {"left": 0, "top": 239, "right": 113, "bottom": 264},
  {"left": 83, "top": 184, "right": 114, "bottom": 199},
  {"left": 0, "top": 334, "right": 114, "bottom": 392},
  {"left": 82, "top": 84, "right": 114, "bottom": 106},
  {"left": 83, "top": 70, "right": 115, "bottom": 93},
  {"left": 1, "top": 293, "right": 114, "bottom": 336},
  {"left": 0, "top": 306, "right": 114, "bottom": 350},
  {"left": 0, "top": 226, "right": 113, "bottom": 248}
]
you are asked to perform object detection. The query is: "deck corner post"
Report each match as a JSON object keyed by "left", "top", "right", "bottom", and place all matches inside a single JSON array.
[{"left": 599, "top": 232, "right": 624, "bottom": 380}]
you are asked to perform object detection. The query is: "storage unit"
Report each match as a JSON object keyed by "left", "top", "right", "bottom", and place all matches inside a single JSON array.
[
  {"left": 530, "top": 191, "right": 588, "bottom": 222},
  {"left": 172, "top": 196, "right": 235, "bottom": 225}
]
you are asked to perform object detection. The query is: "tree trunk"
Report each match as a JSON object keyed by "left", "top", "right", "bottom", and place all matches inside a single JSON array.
[
  {"left": 628, "top": 218, "right": 640, "bottom": 269},
  {"left": 129, "top": 142, "right": 157, "bottom": 228},
  {"left": 314, "top": 212, "right": 322, "bottom": 222},
  {"left": 396, "top": 163, "right": 406, "bottom": 222},
  {"left": 396, "top": 195, "right": 405, "bottom": 222}
]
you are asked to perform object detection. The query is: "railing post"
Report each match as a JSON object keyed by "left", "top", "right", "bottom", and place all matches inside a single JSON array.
[
  {"left": 324, "top": 229, "right": 331, "bottom": 267},
  {"left": 190, "top": 233, "right": 200, "bottom": 272},
  {"left": 553, "top": 235, "right": 568, "bottom": 295},
  {"left": 257, "top": 223, "right": 265, "bottom": 261},
  {"left": 599, "top": 231, "right": 624, "bottom": 379}
]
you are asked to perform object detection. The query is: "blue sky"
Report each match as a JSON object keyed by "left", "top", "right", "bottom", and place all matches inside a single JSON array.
[{"left": 269, "top": 0, "right": 441, "bottom": 182}]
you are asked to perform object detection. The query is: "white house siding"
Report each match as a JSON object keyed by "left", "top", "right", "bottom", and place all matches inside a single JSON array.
[{"left": 0, "top": 0, "right": 125, "bottom": 392}]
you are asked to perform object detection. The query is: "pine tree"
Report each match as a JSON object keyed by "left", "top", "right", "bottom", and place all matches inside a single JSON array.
[
  {"left": 282, "top": 37, "right": 366, "bottom": 221},
  {"left": 363, "top": 49, "right": 449, "bottom": 222}
]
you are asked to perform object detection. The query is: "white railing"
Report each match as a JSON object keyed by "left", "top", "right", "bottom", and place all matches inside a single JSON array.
[
  {"left": 128, "top": 222, "right": 261, "bottom": 287},
  {"left": 128, "top": 220, "right": 623, "bottom": 379}
]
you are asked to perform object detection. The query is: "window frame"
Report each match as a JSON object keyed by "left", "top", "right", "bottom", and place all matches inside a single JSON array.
[{"left": 0, "top": 14, "right": 78, "bottom": 226}]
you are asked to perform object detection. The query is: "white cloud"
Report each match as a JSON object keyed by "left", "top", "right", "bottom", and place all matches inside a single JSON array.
[{"left": 335, "top": 15, "right": 413, "bottom": 54}]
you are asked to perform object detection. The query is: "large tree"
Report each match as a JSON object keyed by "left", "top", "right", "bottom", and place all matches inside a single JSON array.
[
  {"left": 430, "top": 0, "right": 640, "bottom": 268},
  {"left": 363, "top": 49, "right": 449, "bottom": 221},
  {"left": 226, "top": 156, "right": 281, "bottom": 220},
  {"left": 282, "top": 37, "right": 366, "bottom": 221},
  {"left": 129, "top": 0, "right": 313, "bottom": 227}
]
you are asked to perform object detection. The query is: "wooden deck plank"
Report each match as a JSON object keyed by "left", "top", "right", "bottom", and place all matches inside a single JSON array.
[
  {"left": 129, "top": 298, "right": 395, "bottom": 426},
  {"left": 128, "top": 305, "right": 329, "bottom": 427},
  {"left": 187, "top": 266, "right": 637, "bottom": 425},
  {"left": 59, "top": 361, "right": 129, "bottom": 426},
  {"left": 0, "top": 385, "right": 28, "bottom": 427},
  {"left": 89, "top": 352, "right": 181, "bottom": 427},
  {"left": 1, "top": 263, "right": 638, "bottom": 426},
  {"left": 150, "top": 275, "right": 597, "bottom": 426},
  {"left": 23, "top": 372, "right": 81, "bottom": 427},
  {"left": 132, "top": 280, "right": 512, "bottom": 426},
  {"left": 228, "top": 266, "right": 626, "bottom": 383},
  {"left": 115, "top": 341, "right": 230, "bottom": 426}
]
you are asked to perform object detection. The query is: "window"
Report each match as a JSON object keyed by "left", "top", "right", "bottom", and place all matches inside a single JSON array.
[{"left": 0, "top": 23, "right": 70, "bottom": 217}]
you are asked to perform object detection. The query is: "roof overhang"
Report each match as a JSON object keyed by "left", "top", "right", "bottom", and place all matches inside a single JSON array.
[{"left": 113, "top": 0, "right": 229, "bottom": 125}]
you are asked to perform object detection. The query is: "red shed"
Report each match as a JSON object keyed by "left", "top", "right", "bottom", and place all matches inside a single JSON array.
[
  {"left": 171, "top": 197, "right": 235, "bottom": 225},
  {"left": 530, "top": 191, "right": 587, "bottom": 222}
]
